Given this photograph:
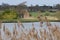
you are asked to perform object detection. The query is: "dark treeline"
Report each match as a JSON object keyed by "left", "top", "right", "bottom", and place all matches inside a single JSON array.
[{"left": 0, "top": 3, "right": 60, "bottom": 12}]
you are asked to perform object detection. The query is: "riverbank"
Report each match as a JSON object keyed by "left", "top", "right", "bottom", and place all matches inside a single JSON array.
[
  {"left": 0, "top": 19, "right": 60, "bottom": 23},
  {"left": 0, "top": 16, "right": 60, "bottom": 23}
]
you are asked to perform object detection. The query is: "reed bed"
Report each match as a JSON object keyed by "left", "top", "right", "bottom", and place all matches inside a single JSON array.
[{"left": 0, "top": 16, "right": 60, "bottom": 40}]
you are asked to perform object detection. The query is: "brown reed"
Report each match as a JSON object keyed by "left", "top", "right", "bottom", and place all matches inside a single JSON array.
[
  {"left": 0, "top": 21, "right": 2, "bottom": 29},
  {"left": 0, "top": 30, "right": 2, "bottom": 40},
  {"left": 0, "top": 16, "right": 60, "bottom": 40}
]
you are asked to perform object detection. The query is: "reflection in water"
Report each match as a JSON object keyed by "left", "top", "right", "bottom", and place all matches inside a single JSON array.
[{"left": 0, "top": 22, "right": 60, "bottom": 40}]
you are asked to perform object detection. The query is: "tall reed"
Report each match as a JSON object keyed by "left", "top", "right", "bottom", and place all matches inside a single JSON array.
[{"left": 0, "top": 16, "right": 60, "bottom": 40}]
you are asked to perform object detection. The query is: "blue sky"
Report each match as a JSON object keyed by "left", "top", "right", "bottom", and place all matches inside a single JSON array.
[{"left": 0, "top": 0, "right": 60, "bottom": 6}]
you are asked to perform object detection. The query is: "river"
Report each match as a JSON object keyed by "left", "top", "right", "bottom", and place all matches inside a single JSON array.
[{"left": 0, "top": 22, "right": 60, "bottom": 40}]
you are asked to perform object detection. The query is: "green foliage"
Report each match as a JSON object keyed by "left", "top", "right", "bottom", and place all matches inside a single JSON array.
[
  {"left": 44, "top": 11, "right": 50, "bottom": 16},
  {"left": 2, "top": 10, "right": 18, "bottom": 20},
  {"left": 29, "top": 11, "right": 54, "bottom": 17},
  {"left": 0, "top": 14, "right": 2, "bottom": 19},
  {"left": 29, "top": 12, "right": 38, "bottom": 17},
  {"left": 55, "top": 11, "right": 60, "bottom": 19},
  {"left": 0, "top": 11, "right": 4, "bottom": 19}
]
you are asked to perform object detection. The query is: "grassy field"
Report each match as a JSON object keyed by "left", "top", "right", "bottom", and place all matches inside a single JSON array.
[
  {"left": 0, "top": 11, "right": 60, "bottom": 22},
  {"left": 29, "top": 11, "right": 60, "bottom": 19},
  {"left": 29, "top": 11, "right": 56, "bottom": 17},
  {"left": 29, "top": 12, "right": 39, "bottom": 18}
]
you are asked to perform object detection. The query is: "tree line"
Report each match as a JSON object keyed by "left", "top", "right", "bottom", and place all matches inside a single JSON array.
[{"left": 0, "top": 3, "right": 60, "bottom": 10}]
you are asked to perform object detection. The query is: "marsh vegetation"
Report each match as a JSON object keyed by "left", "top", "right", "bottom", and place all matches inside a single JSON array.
[{"left": 0, "top": 17, "right": 60, "bottom": 40}]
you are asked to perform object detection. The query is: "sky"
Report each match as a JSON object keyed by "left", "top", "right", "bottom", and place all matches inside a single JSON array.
[{"left": 0, "top": 0, "right": 60, "bottom": 6}]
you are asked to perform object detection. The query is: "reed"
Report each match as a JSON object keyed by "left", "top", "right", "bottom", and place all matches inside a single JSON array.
[
  {"left": 0, "top": 30, "right": 2, "bottom": 40},
  {"left": 0, "top": 17, "right": 60, "bottom": 40},
  {"left": 0, "top": 21, "right": 2, "bottom": 29}
]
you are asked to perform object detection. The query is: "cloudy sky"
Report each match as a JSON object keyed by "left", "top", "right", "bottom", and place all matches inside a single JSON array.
[{"left": 0, "top": 0, "right": 60, "bottom": 6}]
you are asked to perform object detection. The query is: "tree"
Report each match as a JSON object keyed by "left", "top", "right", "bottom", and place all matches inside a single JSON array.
[
  {"left": 1, "top": 3, "right": 10, "bottom": 10},
  {"left": 55, "top": 4, "right": 60, "bottom": 10},
  {"left": 35, "top": 5, "right": 39, "bottom": 7},
  {"left": 2, "top": 10, "right": 17, "bottom": 20}
]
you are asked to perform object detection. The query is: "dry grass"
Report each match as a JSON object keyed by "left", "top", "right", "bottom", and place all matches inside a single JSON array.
[{"left": 0, "top": 16, "right": 60, "bottom": 40}]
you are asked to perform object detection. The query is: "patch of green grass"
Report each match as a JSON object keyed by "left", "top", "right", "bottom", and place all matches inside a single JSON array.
[
  {"left": 29, "top": 11, "right": 56, "bottom": 17},
  {"left": 29, "top": 12, "right": 38, "bottom": 17},
  {"left": 19, "top": 18, "right": 39, "bottom": 22}
]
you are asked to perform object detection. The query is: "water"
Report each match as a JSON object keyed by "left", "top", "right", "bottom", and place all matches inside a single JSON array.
[
  {"left": 0, "top": 22, "right": 60, "bottom": 40},
  {"left": 2, "top": 22, "right": 60, "bottom": 30}
]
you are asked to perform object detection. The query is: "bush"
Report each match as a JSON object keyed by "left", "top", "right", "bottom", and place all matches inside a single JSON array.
[
  {"left": 2, "top": 10, "right": 18, "bottom": 20},
  {"left": 44, "top": 11, "right": 50, "bottom": 16},
  {"left": 55, "top": 11, "right": 60, "bottom": 19}
]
